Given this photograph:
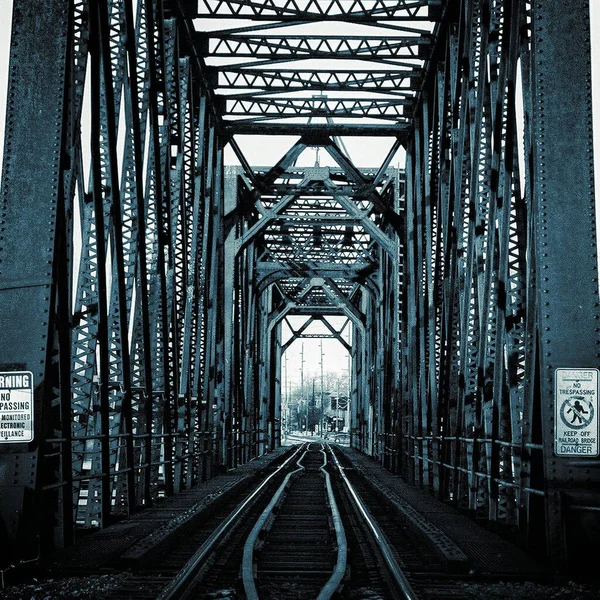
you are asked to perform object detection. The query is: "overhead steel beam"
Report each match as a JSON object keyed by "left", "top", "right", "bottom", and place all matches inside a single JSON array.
[
  {"left": 286, "top": 277, "right": 366, "bottom": 325},
  {"left": 221, "top": 97, "right": 411, "bottom": 120},
  {"left": 193, "top": 0, "right": 435, "bottom": 21},
  {"left": 257, "top": 267, "right": 380, "bottom": 301},
  {"left": 270, "top": 303, "right": 364, "bottom": 347},
  {"left": 323, "top": 277, "right": 365, "bottom": 325},
  {"left": 227, "top": 136, "right": 260, "bottom": 188},
  {"left": 282, "top": 316, "right": 352, "bottom": 353},
  {"left": 322, "top": 140, "right": 404, "bottom": 231},
  {"left": 322, "top": 180, "right": 396, "bottom": 257},
  {"left": 256, "top": 261, "right": 376, "bottom": 277},
  {"left": 211, "top": 68, "right": 420, "bottom": 92},
  {"left": 223, "top": 123, "right": 410, "bottom": 137},
  {"left": 260, "top": 139, "right": 308, "bottom": 187},
  {"left": 373, "top": 138, "right": 404, "bottom": 187},
  {"left": 199, "top": 34, "right": 433, "bottom": 60}
]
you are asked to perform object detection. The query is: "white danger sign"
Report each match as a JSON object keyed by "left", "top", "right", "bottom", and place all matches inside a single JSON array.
[
  {"left": 555, "top": 368, "right": 599, "bottom": 457},
  {"left": 0, "top": 371, "right": 34, "bottom": 443}
]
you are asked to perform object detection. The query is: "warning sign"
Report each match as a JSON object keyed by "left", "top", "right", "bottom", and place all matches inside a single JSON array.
[
  {"left": 555, "top": 369, "right": 599, "bottom": 457},
  {"left": 0, "top": 371, "right": 34, "bottom": 443}
]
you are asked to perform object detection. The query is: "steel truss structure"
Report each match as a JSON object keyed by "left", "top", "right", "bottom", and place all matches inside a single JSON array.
[
  {"left": 401, "top": 0, "right": 599, "bottom": 570},
  {"left": 0, "top": 0, "right": 598, "bottom": 576}
]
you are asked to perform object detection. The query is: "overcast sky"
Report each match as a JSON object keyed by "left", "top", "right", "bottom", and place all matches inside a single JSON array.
[{"left": 0, "top": 2, "right": 598, "bottom": 384}]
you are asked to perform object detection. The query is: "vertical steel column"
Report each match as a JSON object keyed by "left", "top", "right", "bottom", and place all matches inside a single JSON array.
[
  {"left": 243, "top": 253, "right": 258, "bottom": 461},
  {"left": 271, "top": 322, "right": 282, "bottom": 449},
  {"left": 193, "top": 93, "right": 212, "bottom": 482},
  {"left": 257, "top": 289, "right": 272, "bottom": 455},
  {"left": 532, "top": 0, "right": 600, "bottom": 571},
  {"left": 126, "top": 0, "right": 157, "bottom": 509},
  {"left": 0, "top": 0, "right": 230, "bottom": 557},
  {"left": 214, "top": 141, "right": 226, "bottom": 467},
  {"left": 0, "top": 0, "right": 69, "bottom": 562}
]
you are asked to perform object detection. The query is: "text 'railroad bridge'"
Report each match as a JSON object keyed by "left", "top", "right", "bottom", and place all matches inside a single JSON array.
[{"left": 0, "top": 0, "right": 599, "bottom": 584}]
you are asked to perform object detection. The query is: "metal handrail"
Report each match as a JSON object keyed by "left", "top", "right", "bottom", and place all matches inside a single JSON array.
[
  {"left": 328, "top": 444, "right": 420, "bottom": 600},
  {"left": 157, "top": 443, "right": 306, "bottom": 600}
]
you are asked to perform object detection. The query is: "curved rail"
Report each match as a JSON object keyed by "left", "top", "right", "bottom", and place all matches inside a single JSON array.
[
  {"left": 157, "top": 443, "right": 307, "bottom": 600},
  {"left": 241, "top": 447, "right": 309, "bottom": 599},
  {"left": 242, "top": 443, "right": 348, "bottom": 600},
  {"left": 317, "top": 446, "right": 348, "bottom": 600},
  {"left": 328, "top": 444, "right": 420, "bottom": 600}
]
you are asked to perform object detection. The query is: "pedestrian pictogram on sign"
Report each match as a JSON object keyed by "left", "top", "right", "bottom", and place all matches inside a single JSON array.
[
  {"left": 560, "top": 397, "right": 593, "bottom": 429},
  {"left": 555, "top": 369, "right": 599, "bottom": 457}
]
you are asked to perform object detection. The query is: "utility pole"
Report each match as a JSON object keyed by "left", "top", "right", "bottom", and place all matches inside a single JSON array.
[
  {"left": 300, "top": 343, "right": 305, "bottom": 397},
  {"left": 347, "top": 350, "right": 351, "bottom": 433},
  {"left": 287, "top": 356, "right": 292, "bottom": 432},
  {"left": 284, "top": 352, "right": 288, "bottom": 436},
  {"left": 320, "top": 340, "right": 324, "bottom": 437},
  {"left": 336, "top": 377, "right": 340, "bottom": 433},
  {"left": 311, "top": 378, "right": 316, "bottom": 434},
  {"left": 284, "top": 352, "right": 288, "bottom": 403},
  {"left": 300, "top": 343, "right": 305, "bottom": 433}
]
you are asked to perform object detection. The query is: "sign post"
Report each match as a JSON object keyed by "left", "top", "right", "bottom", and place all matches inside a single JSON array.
[
  {"left": 0, "top": 371, "right": 34, "bottom": 443},
  {"left": 554, "top": 369, "right": 598, "bottom": 457}
]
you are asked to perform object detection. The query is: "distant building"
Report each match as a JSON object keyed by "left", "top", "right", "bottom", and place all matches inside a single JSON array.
[{"left": 323, "top": 393, "right": 349, "bottom": 432}]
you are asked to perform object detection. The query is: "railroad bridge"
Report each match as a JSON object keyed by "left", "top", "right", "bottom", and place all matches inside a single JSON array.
[{"left": 0, "top": 0, "right": 599, "bottom": 589}]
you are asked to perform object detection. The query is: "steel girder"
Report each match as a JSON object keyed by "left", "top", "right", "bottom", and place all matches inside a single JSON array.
[
  {"left": 402, "top": 0, "right": 600, "bottom": 571},
  {"left": 0, "top": 0, "right": 71, "bottom": 562},
  {"left": 281, "top": 315, "right": 353, "bottom": 354},
  {"left": 222, "top": 98, "right": 412, "bottom": 122},
  {"left": 201, "top": 34, "right": 433, "bottom": 62},
  {"left": 531, "top": 0, "right": 600, "bottom": 571},
  {"left": 403, "top": 0, "right": 532, "bottom": 530},
  {"left": 190, "top": 0, "right": 436, "bottom": 134},
  {"left": 191, "top": 0, "right": 438, "bottom": 21}
]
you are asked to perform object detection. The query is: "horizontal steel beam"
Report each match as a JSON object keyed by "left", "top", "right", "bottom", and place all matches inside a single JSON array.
[
  {"left": 287, "top": 306, "right": 346, "bottom": 315},
  {"left": 259, "top": 185, "right": 372, "bottom": 195},
  {"left": 193, "top": 0, "right": 435, "bottom": 21},
  {"left": 221, "top": 97, "right": 412, "bottom": 120},
  {"left": 256, "top": 262, "right": 377, "bottom": 279},
  {"left": 199, "top": 34, "right": 433, "bottom": 60},
  {"left": 223, "top": 122, "right": 410, "bottom": 137},
  {"left": 249, "top": 166, "right": 404, "bottom": 179},
  {"left": 262, "top": 216, "right": 366, "bottom": 224},
  {"left": 210, "top": 68, "right": 421, "bottom": 92}
]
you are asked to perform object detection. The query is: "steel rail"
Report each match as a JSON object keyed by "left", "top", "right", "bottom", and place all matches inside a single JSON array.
[
  {"left": 317, "top": 446, "right": 348, "bottom": 600},
  {"left": 241, "top": 446, "right": 310, "bottom": 599},
  {"left": 242, "top": 443, "right": 348, "bottom": 600},
  {"left": 328, "top": 444, "right": 420, "bottom": 600},
  {"left": 156, "top": 443, "right": 307, "bottom": 600}
]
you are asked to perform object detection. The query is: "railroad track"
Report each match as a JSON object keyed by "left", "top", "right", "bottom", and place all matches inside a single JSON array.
[
  {"left": 106, "top": 443, "right": 473, "bottom": 599},
  {"left": 104, "top": 446, "right": 305, "bottom": 600},
  {"left": 242, "top": 443, "right": 345, "bottom": 599},
  {"left": 160, "top": 442, "right": 423, "bottom": 599},
  {"left": 328, "top": 446, "right": 473, "bottom": 600}
]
